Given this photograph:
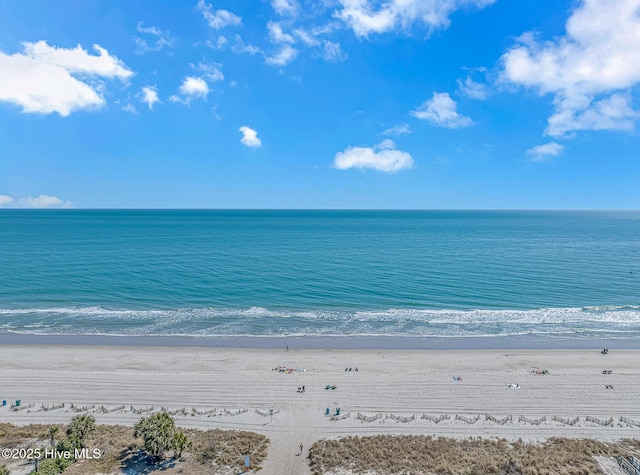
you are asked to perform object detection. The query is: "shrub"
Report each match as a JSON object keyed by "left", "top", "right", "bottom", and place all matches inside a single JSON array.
[
  {"left": 173, "top": 431, "right": 189, "bottom": 458},
  {"left": 66, "top": 415, "right": 95, "bottom": 447},
  {"left": 134, "top": 412, "right": 188, "bottom": 460},
  {"left": 29, "top": 457, "right": 65, "bottom": 475}
]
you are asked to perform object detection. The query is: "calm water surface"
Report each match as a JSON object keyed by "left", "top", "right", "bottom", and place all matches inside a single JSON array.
[{"left": 0, "top": 210, "right": 638, "bottom": 339}]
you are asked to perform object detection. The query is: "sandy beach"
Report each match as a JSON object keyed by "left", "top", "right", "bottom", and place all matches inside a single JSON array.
[{"left": 0, "top": 345, "right": 638, "bottom": 474}]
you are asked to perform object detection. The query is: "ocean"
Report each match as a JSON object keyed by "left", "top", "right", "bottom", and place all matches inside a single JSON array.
[{"left": 0, "top": 210, "right": 639, "bottom": 345}]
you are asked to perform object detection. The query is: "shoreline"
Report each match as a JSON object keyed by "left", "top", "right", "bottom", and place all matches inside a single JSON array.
[{"left": 0, "top": 333, "right": 637, "bottom": 349}]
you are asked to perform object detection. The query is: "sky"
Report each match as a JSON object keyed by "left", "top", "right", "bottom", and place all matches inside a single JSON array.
[{"left": 0, "top": 0, "right": 639, "bottom": 209}]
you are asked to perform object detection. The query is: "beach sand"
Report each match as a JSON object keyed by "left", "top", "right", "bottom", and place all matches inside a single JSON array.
[{"left": 0, "top": 345, "right": 638, "bottom": 474}]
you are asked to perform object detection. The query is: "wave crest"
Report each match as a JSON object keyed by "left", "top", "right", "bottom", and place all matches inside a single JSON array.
[{"left": 0, "top": 305, "right": 639, "bottom": 338}]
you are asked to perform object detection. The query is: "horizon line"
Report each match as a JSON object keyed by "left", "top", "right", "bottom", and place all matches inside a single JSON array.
[{"left": 1, "top": 208, "right": 639, "bottom": 212}]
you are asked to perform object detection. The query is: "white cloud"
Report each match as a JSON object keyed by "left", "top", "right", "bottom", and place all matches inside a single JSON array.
[
  {"left": 270, "top": 26, "right": 346, "bottom": 64},
  {"left": 546, "top": 94, "right": 639, "bottom": 136},
  {"left": 21, "top": 195, "right": 72, "bottom": 208},
  {"left": 268, "top": 22, "right": 295, "bottom": 44},
  {"left": 0, "top": 40, "right": 133, "bottom": 116},
  {"left": 192, "top": 62, "right": 224, "bottom": 81},
  {"left": 272, "top": 0, "right": 299, "bottom": 16},
  {"left": 205, "top": 36, "right": 228, "bottom": 50},
  {"left": 140, "top": 86, "right": 160, "bottom": 109},
  {"left": 0, "top": 194, "right": 72, "bottom": 208},
  {"left": 526, "top": 142, "right": 564, "bottom": 162},
  {"left": 196, "top": 0, "right": 241, "bottom": 29},
  {"left": 134, "top": 22, "right": 175, "bottom": 54},
  {"left": 263, "top": 20, "right": 346, "bottom": 66},
  {"left": 266, "top": 45, "right": 298, "bottom": 66},
  {"left": 239, "top": 126, "right": 262, "bottom": 147},
  {"left": 178, "top": 76, "right": 209, "bottom": 99},
  {"left": 122, "top": 103, "right": 138, "bottom": 114},
  {"left": 382, "top": 123, "right": 412, "bottom": 136},
  {"left": 335, "top": 0, "right": 496, "bottom": 37},
  {"left": 136, "top": 24, "right": 161, "bottom": 36},
  {"left": 322, "top": 41, "right": 347, "bottom": 62},
  {"left": 457, "top": 76, "right": 489, "bottom": 99},
  {"left": 333, "top": 139, "right": 414, "bottom": 172},
  {"left": 501, "top": 0, "right": 640, "bottom": 137},
  {"left": 294, "top": 28, "right": 320, "bottom": 46},
  {"left": 411, "top": 92, "right": 473, "bottom": 128},
  {"left": 232, "top": 35, "right": 262, "bottom": 55}
]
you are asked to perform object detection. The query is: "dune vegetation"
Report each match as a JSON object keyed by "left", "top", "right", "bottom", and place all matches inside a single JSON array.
[
  {"left": 0, "top": 418, "right": 269, "bottom": 474},
  {"left": 308, "top": 435, "right": 640, "bottom": 475}
]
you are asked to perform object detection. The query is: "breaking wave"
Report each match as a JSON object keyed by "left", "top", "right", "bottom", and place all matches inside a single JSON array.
[{"left": 0, "top": 305, "right": 639, "bottom": 338}]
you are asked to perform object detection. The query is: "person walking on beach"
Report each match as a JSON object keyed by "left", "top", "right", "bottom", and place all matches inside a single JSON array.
[{"left": 299, "top": 443, "right": 303, "bottom": 455}]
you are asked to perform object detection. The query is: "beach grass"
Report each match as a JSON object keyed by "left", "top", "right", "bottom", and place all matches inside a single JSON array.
[
  {"left": 308, "top": 435, "right": 640, "bottom": 475},
  {"left": 0, "top": 422, "right": 269, "bottom": 474}
]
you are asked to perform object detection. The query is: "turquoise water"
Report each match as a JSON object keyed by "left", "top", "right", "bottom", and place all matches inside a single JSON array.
[{"left": 0, "top": 210, "right": 639, "bottom": 339}]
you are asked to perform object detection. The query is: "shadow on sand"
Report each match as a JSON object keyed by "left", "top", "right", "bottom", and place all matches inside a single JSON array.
[{"left": 118, "top": 448, "right": 178, "bottom": 474}]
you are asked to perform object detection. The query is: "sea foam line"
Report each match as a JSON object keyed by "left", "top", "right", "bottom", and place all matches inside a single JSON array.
[{"left": 1, "top": 305, "right": 640, "bottom": 323}]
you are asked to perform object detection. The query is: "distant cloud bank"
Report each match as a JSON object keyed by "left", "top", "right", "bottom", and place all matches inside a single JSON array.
[{"left": 0, "top": 194, "right": 73, "bottom": 208}]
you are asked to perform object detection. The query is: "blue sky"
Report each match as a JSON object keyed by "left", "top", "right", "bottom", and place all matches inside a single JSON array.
[{"left": 0, "top": 0, "right": 639, "bottom": 209}]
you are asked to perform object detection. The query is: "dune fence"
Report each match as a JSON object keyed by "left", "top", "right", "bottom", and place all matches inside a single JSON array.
[
  {"left": 386, "top": 413, "right": 415, "bottom": 423},
  {"left": 551, "top": 415, "right": 580, "bottom": 425},
  {"left": 585, "top": 416, "right": 614, "bottom": 426},
  {"left": 224, "top": 408, "right": 248, "bottom": 416},
  {"left": 98, "top": 404, "right": 125, "bottom": 414},
  {"left": 163, "top": 407, "right": 189, "bottom": 416},
  {"left": 485, "top": 414, "right": 512, "bottom": 425},
  {"left": 356, "top": 412, "right": 383, "bottom": 422},
  {"left": 330, "top": 412, "right": 350, "bottom": 421},
  {"left": 190, "top": 407, "right": 216, "bottom": 416},
  {"left": 620, "top": 417, "right": 640, "bottom": 427},
  {"left": 421, "top": 414, "right": 450, "bottom": 423},
  {"left": 455, "top": 414, "right": 480, "bottom": 424},
  {"left": 518, "top": 415, "right": 546, "bottom": 425}
]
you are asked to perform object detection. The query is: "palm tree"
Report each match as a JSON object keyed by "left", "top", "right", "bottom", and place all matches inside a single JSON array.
[
  {"left": 67, "top": 414, "right": 95, "bottom": 447},
  {"left": 134, "top": 412, "right": 189, "bottom": 460},
  {"left": 49, "top": 426, "right": 59, "bottom": 447}
]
